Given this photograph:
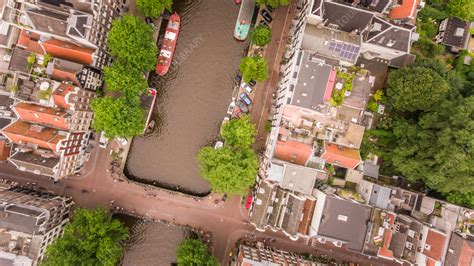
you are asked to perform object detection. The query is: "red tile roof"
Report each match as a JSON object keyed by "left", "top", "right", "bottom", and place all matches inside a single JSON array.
[
  {"left": 423, "top": 229, "right": 447, "bottom": 261},
  {"left": 389, "top": 0, "right": 420, "bottom": 20},
  {"left": 324, "top": 69, "right": 336, "bottom": 102},
  {"left": 14, "top": 103, "right": 69, "bottom": 130},
  {"left": 459, "top": 239, "right": 474, "bottom": 266},
  {"left": 42, "top": 39, "right": 94, "bottom": 65},
  {"left": 52, "top": 83, "right": 75, "bottom": 110},
  {"left": 378, "top": 212, "right": 396, "bottom": 259},
  {"left": 321, "top": 142, "right": 361, "bottom": 169},
  {"left": 0, "top": 140, "right": 10, "bottom": 161},
  {"left": 274, "top": 138, "right": 313, "bottom": 166},
  {"left": 51, "top": 68, "right": 80, "bottom": 85},
  {"left": 2, "top": 120, "right": 64, "bottom": 151},
  {"left": 17, "top": 30, "right": 45, "bottom": 55}
]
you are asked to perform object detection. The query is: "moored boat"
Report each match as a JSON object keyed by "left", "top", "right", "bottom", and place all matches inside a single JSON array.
[
  {"left": 234, "top": 0, "right": 255, "bottom": 41},
  {"left": 156, "top": 13, "right": 180, "bottom": 76}
]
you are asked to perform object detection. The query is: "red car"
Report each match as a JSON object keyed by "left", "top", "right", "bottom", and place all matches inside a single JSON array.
[{"left": 246, "top": 195, "right": 253, "bottom": 209}]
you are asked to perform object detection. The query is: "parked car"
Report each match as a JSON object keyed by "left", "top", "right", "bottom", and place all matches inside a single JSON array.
[
  {"left": 116, "top": 137, "right": 128, "bottom": 146},
  {"left": 239, "top": 93, "right": 252, "bottom": 105},
  {"left": 249, "top": 79, "right": 256, "bottom": 86},
  {"left": 261, "top": 9, "right": 273, "bottom": 23},
  {"left": 99, "top": 131, "right": 108, "bottom": 148},
  {"left": 227, "top": 100, "right": 236, "bottom": 115},
  {"left": 235, "top": 100, "right": 249, "bottom": 113},
  {"left": 246, "top": 195, "right": 253, "bottom": 209},
  {"left": 241, "top": 82, "right": 253, "bottom": 94}
]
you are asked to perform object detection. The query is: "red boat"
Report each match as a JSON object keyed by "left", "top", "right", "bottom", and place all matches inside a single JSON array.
[
  {"left": 235, "top": 0, "right": 242, "bottom": 4},
  {"left": 156, "top": 13, "right": 180, "bottom": 76}
]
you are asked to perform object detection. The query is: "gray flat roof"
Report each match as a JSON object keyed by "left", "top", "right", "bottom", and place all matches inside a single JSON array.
[
  {"left": 318, "top": 196, "right": 372, "bottom": 251},
  {"left": 302, "top": 24, "right": 361, "bottom": 64},
  {"left": 369, "top": 184, "right": 391, "bottom": 209},
  {"left": 281, "top": 163, "right": 319, "bottom": 195},
  {"left": 291, "top": 51, "right": 333, "bottom": 111}
]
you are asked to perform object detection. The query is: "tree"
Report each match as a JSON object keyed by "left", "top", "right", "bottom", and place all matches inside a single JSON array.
[
  {"left": 390, "top": 96, "right": 474, "bottom": 194},
  {"left": 197, "top": 147, "right": 258, "bottom": 195},
  {"left": 239, "top": 56, "right": 268, "bottom": 82},
  {"left": 445, "top": 191, "right": 474, "bottom": 209},
  {"left": 107, "top": 15, "right": 157, "bottom": 71},
  {"left": 446, "top": 0, "right": 474, "bottom": 21},
  {"left": 250, "top": 25, "right": 272, "bottom": 46},
  {"left": 176, "top": 239, "right": 218, "bottom": 266},
  {"left": 103, "top": 60, "right": 148, "bottom": 99},
  {"left": 91, "top": 97, "right": 145, "bottom": 138},
  {"left": 256, "top": 0, "right": 290, "bottom": 8},
  {"left": 137, "top": 0, "right": 173, "bottom": 18},
  {"left": 42, "top": 208, "right": 128, "bottom": 266},
  {"left": 220, "top": 115, "right": 256, "bottom": 148},
  {"left": 387, "top": 67, "right": 450, "bottom": 112}
]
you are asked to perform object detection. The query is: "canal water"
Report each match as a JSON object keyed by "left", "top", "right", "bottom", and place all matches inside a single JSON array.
[
  {"left": 125, "top": 0, "right": 247, "bottom": 195},
  {"left": 117, "top": 214, "right": 187, "bottom": 266}
]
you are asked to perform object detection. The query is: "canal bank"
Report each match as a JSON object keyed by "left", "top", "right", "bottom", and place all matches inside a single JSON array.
[{"left": 125, "top": 0, "right": 248, "bottom": 195}]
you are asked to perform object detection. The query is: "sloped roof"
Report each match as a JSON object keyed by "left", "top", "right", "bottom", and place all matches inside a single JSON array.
[
  {"left": 323, "top": 2, "right": 374, "bottom": 33},
  {"left": 423, "top": 229, "right": 448, "bottom": 261},
  {"left": 14, "top": 102, "right": 69, "bottom": 130},
  {"left": 275, "top": 139, "right": 313, "bottom": 166},
  {"left": 42, "top": 39, "right": 94, "bottom": 65},
  {"left": 445, "top": 233, "right": 474, "bottom": 266},
  {"left": 321, "top": 142, "right": 361, "bottom": 169},
  {"left": 389, "top": 0, "right": 420, "bottom": 20},
  {"left": 2, "top": 120, "right": 64, "bottom": 151}
]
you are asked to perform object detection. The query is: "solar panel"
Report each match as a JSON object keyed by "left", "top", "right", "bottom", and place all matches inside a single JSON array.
[
  {"left": 354, "top": 46, "right": 360, "bottom": 53},
  {"left": 342, "top": 44, "right": 349, "bottom": 51},
  {"left": 336, "top": 43, "right": 343, "bottom": 49},
  {"left": 329, "top": 42, "right": 336, "bottom": 51}
]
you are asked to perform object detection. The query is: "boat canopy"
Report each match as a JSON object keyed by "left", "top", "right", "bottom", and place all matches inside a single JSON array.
[
  {"left": 169, "top": 21, "right": 179, "bottom": 30},
  {"left": 165, "top": 31, "right": 176, "bottom": 40},
  {"left": 160, "top": 50, "right": 172, "bottom": 58}
]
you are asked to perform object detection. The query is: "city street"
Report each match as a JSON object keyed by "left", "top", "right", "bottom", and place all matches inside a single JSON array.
[{"left": 0, "top": 142, "right": 397, "bottom": 265}]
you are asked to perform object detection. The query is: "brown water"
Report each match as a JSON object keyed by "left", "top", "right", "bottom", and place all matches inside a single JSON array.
[
  {"left": 116, "top": 214, "right": 187, "bottom": 266},
  {"left": 125, "top": 0, "right": 247, "bottom": 195}
]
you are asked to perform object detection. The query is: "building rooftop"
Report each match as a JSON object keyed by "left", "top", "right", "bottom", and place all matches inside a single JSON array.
[
  {"left": 274, "top": 137, "right": 313, "bottom": 166},
  {"left": 389, "top": 0, "right": 420, "bottom": 20},
  {"left": 9, "top": 150, "right": 59, "bottom": 177},
  {"left": 363, "top": 160, "right": 379, "bottom": 178},
  {"left": 23, "top": 8, "right": 69, "bottom": 38},
  {"left": 8, "top": 48, "right": 31, "bottom": 73},
  {"left": 440, "top": 17, "right": 470, "bottom": 50},
  {"left": 317, "top": 194, "right": 372, "bottom": 252},
  {"left": 366, "top": 17, "right": 413, "bottom": 53},
  {"left": 2, "top": 120, "right": 65, "bottom": 151},
  {"left": 291, "top": 51, "right": 335, "bottom": 110},
  {"left": 388, "top": 215, "right": 423, "bottom": 263},
  {"left": 14, "top": 102, "right": 69, "bottom": 130},
  {"left": 332, "top": 0, "right": 391, "bottom": 13},
  {"left": 321, "top": 142, "right": 361, "bottom": 169},
  {"left": 322, "top": 1, "right": 374, "bottom": 33},
  {"left": 302, "top": 25, "right": 362, "bottom": 65},
  {"left": 281, "top": 163, "right": 322, "bottom": 194},
  {"left": 42, "top": 38, "right": 94, "bottom": 65},
  {"left": 46, "top": 58, "right": 82, "bottom": 85},
  {"left": 423, "top": 228, "right": 448, "bottom": 262},
  {"left": 445, "top": 233, "right": 474, "bottom": 266}
]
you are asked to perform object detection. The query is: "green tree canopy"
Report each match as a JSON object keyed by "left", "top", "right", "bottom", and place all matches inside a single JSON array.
[
  {"left": 197, "top": 146, "right": 258, "bottom": 195},
  {"left": 250, "top": 25, "right": 272, "bottom": 46},
  {"left": 42, "top": 208, "right": 128, "bottom": 266},
  {"left": 387, "top": 67, "right": 450, "bottom": 112},
  {"left": 220, "top": 115, "right": 256, "bottom": 148},
  {"left": 446, "top": 0, "right": 474, "bottom": 21},
  {"left": 137, "top": 0, "right": 173, "bottom": 18},
  {"left": 176, "top": 239, "right": 218, "bottom": 266},
  {"left": 91, "top": 97, "right": 145, "bottom": 138},
  {"left": 239, "top": 56, "right": 269, "bottom": 82},
  {"left": 107, "top": 15, "right": 157, "bottom": 71},
  {"left": 256, "top": 0, "right": 290, "bottom": 8},
  {"left": 103, "top": 60, "right": 148, "bottom": 99}
]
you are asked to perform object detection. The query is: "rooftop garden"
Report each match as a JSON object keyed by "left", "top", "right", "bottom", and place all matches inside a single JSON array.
[{"left": 329, "top": 71, "right": 355, "bottom": 107}]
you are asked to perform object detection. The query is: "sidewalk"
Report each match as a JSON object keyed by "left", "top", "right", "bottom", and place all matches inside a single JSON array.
[{"left": 250, "top": 2, "right": 297, "bottom": 151}]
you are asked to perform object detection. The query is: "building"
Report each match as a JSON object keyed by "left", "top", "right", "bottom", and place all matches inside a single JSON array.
[
  {"left": 235, "top": 243, "right": 319, "bottom": 265},
  {"left": 416, "top": 226, "right": 449, "bottom": 265},
  {"left": 249, "top": 181, "right": 316, "bottom": 240},
  {"left": 436, "top": 17, "right": 471, "bottom": 52},
  {"left": 0, "top": 186, "right": 73, "bottom": 265},
  {"left": 2, "top": 0, "right": 129, "bottom": 69},
  {"left": 309, "top": 189, "right": 372, "bottom": 252},
  {"left": 444, "top": 232, "right": 474, "bottom": 266}
]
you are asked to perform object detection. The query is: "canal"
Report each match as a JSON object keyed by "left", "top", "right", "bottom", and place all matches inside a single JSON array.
[
  {"left": 116, "top": 214, "right": 186, "bottom": 265},
  {"left": 125, "top": 0, "right": 247, "bottom": 195}
]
